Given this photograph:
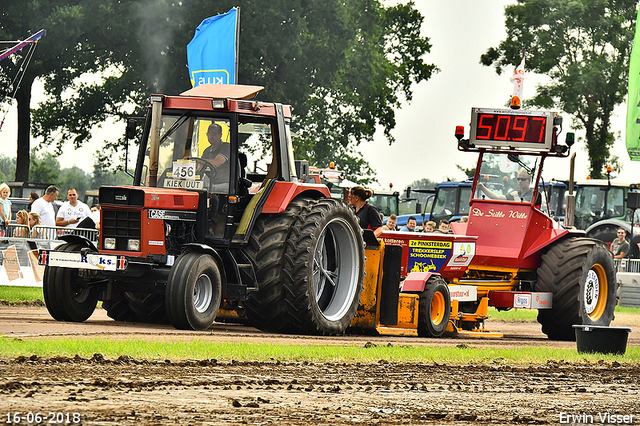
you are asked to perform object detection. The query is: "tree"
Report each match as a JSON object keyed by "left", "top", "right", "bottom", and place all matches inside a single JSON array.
[
  {"left": 1, "top": 0, "right": 434, "bottom": 183},
  {"left": 480, "top": 0, "right": 637, "bottom": 178},
  {"left": 91, "top": 152, "right": 133, "bottom": 188},
  {"left": 59, "top": 165, "right": 91, "bottom": 198},
  {"left": 0, "top": 0, "right": 142, "bottom": 181},
  {"left": 0, "top": 155, "right": 16, "bottom": 182},
  {"left": 29, "top": 152, "right": 60, "bottom": 184}
]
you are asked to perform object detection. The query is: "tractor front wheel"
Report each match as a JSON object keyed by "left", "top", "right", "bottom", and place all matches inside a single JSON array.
[
  {"left": 165, "top": 252, "right": 222, "bottom": 330},
  {"left": 417, "top": 276, "right": 451, "bottom": 337},
  {"left": 536, "top": 237, "right": 616, "bottom": 341},
  {"left": 43, "top": 243, "right": 98, "bottom": 322}
]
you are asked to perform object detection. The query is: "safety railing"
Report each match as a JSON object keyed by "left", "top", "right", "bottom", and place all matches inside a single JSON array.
[
  {"left": 614, "top": 258, "right": 640, "bottom": 274},
  {"left": 5, "top": 223, "right": 98, "bottom": 242}
]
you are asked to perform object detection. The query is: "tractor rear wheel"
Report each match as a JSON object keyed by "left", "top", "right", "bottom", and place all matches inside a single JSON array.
[
  {"left": 282, "top": 198, "right": 364, "bottom": 335},
  {"left": 102, "top": 288, "right": 138, "bottom": 322},
  {"left": 43, "top": 242, "right": 99, "bottom": 322},
  {"left": 124, "top": 292, "right": 168, "bottom": 324},
  {"left": 536, "top": 237, "right": 616, "bottom": 341},
  {"left": 243, "top": 198, "right": 311, "bottom": 333},
  {"left": 417, "top": 276, "right": 451, "bottom": 337},
  {"left": 165, "top": 252, "right": 222, "bottom": 330}
]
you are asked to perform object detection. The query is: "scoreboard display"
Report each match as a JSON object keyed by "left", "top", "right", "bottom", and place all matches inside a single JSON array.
[{"left": 469, "top": 108, "right": 557, "bottom": 150}]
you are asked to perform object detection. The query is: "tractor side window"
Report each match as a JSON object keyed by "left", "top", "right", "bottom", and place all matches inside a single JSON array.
[
  {"left": 607, "top": 188, "right": 625, "bottom": 218},
  {"left": 239, "top": 119, "right": 275, "bottom": 191},
  {"left": 459, "top": 187, "right": 472, "bottom": 215}
]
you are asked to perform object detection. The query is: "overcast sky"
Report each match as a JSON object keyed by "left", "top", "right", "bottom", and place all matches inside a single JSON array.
[{"left": 1, "top": 0, "right": 638, "bottom": 189}]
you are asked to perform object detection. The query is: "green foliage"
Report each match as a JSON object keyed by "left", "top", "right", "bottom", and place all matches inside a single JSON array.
[
  {"left": 1, "top": 0, "right": 434, "bottom": 183},
  {"left": 0, "top": 155, "right": 16, "bottom": 181},
  {"left": 28, "top": 152, "right": 60, "bottom": 185},
  {"left": 481, "top": 0, "right": 638, "bottom": 178}
]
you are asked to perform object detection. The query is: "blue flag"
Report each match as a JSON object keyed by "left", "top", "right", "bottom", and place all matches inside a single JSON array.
[{"left": 187, "top": 8, "right": 239, "bottom": 87}]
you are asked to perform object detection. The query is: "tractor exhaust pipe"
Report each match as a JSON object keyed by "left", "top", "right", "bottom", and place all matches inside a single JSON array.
[{"left": 564, "top": 152, "right": 576, "bottom": 228}]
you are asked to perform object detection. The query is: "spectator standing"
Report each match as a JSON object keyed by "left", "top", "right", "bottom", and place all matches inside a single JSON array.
[
  {"left": 400, "top": 216, "right": 417, "bottom": 232},
  {"left": 438, "top": 219, "right": 452, "bottom": 233},
  {"left": 56, "top": 188, "right": 90, "bottom": 228},
  {"left": 384, "top": 214, "right": 397, "bottom": 231},
  {"left": 31, "top": 185, "right": 59, "bottom": 227},
  {"left": 0, "top": 183, "right": 11, "bottom": 236},
  {"left": 610, "top": 228, "right": 630, "bottom": 259},
  {"left": 13, "top": 210, "right": 29, "bottom": 238},
  {"left": 629, "top": 232, "right": 640, "bottom": 259},
  {"left": 423, "top": 220, "right": 436, "bottom": 233},
  {"left": 349, "top": 186, "right": 383, "bottom": 237},
  {"left": 29, "top": 192, "right": 39, "bottom": 210},
  {"left": 28, "top": 212, "right": 41, "bottom": 238}
]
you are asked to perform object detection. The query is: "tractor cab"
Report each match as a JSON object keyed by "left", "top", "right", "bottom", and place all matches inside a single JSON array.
[{"left": 132, "top": 84, "right": 314, "bottom": 247}]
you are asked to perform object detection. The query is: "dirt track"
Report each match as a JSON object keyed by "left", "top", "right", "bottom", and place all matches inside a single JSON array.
[{"left": 1, "top": 307, "right": 639, "bottom": 425}]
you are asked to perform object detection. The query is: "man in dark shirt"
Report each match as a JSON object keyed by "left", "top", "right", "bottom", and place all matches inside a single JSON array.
[{"left": 200, "top": 123, "right": 230, "bottom": 186}]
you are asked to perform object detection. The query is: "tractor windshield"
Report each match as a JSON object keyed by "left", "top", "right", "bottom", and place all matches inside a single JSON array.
[
  {"left": 140, "top": 114, "right": 276, "bottom": 194},
  {"left": 473, "top": 152, "right": 541, "bottom": 204}
]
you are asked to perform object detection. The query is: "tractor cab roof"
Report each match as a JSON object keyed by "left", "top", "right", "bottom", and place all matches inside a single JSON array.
[
  {"left": 180, "top": 84, "right": 264, "bottom": 99},
  {"left": 158, "top": 84, "right": 291, "bottom": 119}
]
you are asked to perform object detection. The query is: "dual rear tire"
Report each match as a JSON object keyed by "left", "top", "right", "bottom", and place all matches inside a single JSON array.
[{"left": 244, "top": 197, "right": 365, "bottom": 335}]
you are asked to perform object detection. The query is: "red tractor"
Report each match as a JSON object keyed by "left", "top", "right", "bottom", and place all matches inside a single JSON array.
[
  {"left": 451, "top": 107, "right": 616, "bottom": 340},
  {"left": 39, "top": 84, "right": 365, "bottom": 334}
]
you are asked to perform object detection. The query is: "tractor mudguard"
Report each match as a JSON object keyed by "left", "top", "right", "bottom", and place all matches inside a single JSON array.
[
  {"left": 58, "top": 234, "right": 98, "bottom": 252},
  {"left": 261, "top": 181, "right": 330, "bottom": 214},
  {"left": 400, "top": 271, "right": 442, "bottom": 293},
  {"left": 180, "top": 243, "right": 227, "bottom": 280}
]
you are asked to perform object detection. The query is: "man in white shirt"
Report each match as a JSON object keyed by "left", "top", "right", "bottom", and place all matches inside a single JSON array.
[
  {"left": 56, "top": 188, "right": 90, "bottom": 228},
  {"left": 31, "top": 185, "right": 59, "bottom": 227}
]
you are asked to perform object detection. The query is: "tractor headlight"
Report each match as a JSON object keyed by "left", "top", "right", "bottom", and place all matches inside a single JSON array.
[
  {"left": 104, "top": 238, "right": 116, "bottom": 250},
  {"left": 127, "top": 239, "right": 140, "bottom": 251},
  {"left": 212, "top": 99, "right": 226, "bottom": 109}
]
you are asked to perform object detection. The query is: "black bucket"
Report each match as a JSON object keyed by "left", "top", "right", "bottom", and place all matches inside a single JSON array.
[{"left": 573, "top": 325, "right": 632, "bottom": 355}]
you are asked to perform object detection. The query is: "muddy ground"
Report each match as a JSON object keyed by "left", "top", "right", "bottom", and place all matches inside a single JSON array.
[{"left": 1, "top": 306, "right": 639, "bottom": 425}]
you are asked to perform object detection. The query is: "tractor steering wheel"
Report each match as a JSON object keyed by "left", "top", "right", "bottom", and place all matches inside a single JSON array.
[{"left": 186, "top": 156, "right": 218, "bottom": 181}]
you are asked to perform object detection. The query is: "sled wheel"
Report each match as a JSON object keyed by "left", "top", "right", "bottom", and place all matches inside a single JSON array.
[{"left": 418, "top": 276, "right": 451, "bottom": 337}]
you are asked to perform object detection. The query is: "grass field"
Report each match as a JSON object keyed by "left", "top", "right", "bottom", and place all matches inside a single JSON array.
[
  {"left": 0, "top": 336, "right": 638, "bottom": 364},
  {"left": 1, "top": 285, "right": 638, "bottom": 363}
]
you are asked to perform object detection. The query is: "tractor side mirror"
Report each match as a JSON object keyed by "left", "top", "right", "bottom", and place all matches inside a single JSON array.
[
  {"left": 125, "top": 118, "right": 138, "bottom": 140},
  {"left": 628, "top": 192, "right": 640, "bottom": 210}
]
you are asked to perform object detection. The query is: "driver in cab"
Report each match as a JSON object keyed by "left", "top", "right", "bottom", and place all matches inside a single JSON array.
[
  {"left": 199, "top": 123, "right": 229, "bottom": 185},
  {"left": 202, "top": 123, "right": 229, "bottom": 171},
  {"left": 478, "top": 169, "right": 534, "bottom": 202}
]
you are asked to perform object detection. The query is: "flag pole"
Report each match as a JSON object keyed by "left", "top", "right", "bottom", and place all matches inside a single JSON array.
[{"left": 234, "top": 7, "right": 240, "bottom": 85}]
